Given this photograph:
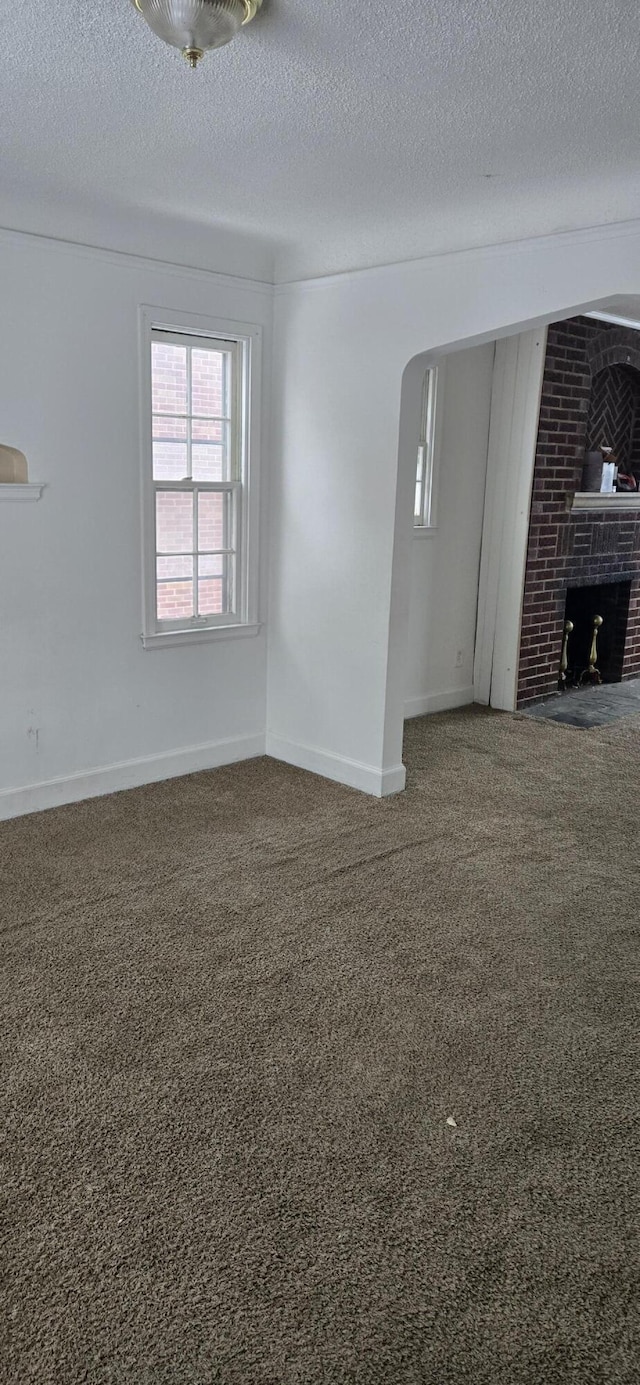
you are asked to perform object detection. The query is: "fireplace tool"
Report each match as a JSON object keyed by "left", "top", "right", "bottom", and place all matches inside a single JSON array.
[
  {"left": 558, "top": 619, "right": 574, "bottom": 690},
  {"left": 580, "top": 614, "right": 604, "bottom": 686}
]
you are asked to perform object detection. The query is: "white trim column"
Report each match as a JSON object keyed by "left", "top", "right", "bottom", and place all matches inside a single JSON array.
[{"left": 474, "top": 328, "right": 547, "bottom": 711}]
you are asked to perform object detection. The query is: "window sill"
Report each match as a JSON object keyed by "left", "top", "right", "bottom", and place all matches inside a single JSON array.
[
  {"left": 413, "top": 524, "right": 438, "bottom": 538},
  {"left": 141, "top": 622, "right": 261, "bottom": 650},
  {"left": 570, "top": 492, "right": 640, "bottom": 513},
  {"left": 0, "top": 483, "right": 45, "bottom": 503}
]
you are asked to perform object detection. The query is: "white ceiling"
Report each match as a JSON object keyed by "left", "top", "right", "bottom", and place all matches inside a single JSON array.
[{"left": 4, "top": 0, "right": 640, "bottom": 282}]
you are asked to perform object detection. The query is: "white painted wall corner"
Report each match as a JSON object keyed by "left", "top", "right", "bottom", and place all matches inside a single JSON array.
[
  {"left": 265, "top": 733, "right": 406, "bottom": 797},
  {"left": 404, "top": 685, "right": 475, "bottom": 719}
]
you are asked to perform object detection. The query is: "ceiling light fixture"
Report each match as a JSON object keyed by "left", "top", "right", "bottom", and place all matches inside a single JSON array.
[{"left": 131, "top": 0, "right": 262, "bottom": 69}]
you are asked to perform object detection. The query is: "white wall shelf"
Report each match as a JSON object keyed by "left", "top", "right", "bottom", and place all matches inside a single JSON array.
[
  {"left": 0, "top": 483, "right": 45, "bottom": 503},
  {"left": 570, "top": 492, "right": 640, "bottom": 513}
]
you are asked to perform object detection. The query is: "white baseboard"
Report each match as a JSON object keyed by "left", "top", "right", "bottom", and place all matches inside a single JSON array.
[
  {"left": 0, "top": 732, "right": 265, "bottom": 822},
  {"left": 404, "top": 685, "right": 475, "bottom": 720},
  {"left": 266, "top": 733, "right": 406, "bottom": 798}
]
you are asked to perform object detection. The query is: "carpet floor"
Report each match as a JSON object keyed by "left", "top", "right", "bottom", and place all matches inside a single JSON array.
[{"left": 2, "top": 707, "right": 639, "bottom": 1384}]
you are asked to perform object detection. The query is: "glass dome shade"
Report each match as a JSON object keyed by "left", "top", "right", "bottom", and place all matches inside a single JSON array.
[{"left": 131, "top": 0, "right": 260, "bottom": 66}]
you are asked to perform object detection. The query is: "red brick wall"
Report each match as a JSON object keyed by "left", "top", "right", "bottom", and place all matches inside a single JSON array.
[{"left": 517, "top": 316, "right": 640, "bottom": 706}]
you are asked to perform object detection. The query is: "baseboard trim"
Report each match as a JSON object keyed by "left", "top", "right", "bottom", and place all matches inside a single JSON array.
[
  {"left": 266, "top": 733, "right": 406, "bottom": 797},
  {"left": 0, "top": 732, "right": 266, "bottom": 821},
  {"left": 404, "top": 686, "right": 475, "bottom": 719}
]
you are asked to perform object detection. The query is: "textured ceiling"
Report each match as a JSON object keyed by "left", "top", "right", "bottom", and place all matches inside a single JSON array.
[{"left": 3, "top": 1, "right": 640, "bottom": 281}]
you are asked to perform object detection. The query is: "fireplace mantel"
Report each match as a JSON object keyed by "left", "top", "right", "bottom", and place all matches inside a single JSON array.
[{"left": 570, "top": 492, "right": 640, "bottom": 513}]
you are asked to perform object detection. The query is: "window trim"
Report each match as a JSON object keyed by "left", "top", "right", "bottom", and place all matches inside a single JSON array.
[
  {"left": 138, "top": 305, "right": 262, "bottom": 649},
  {"left": 413, "top": 360, "right": 446, "bottom": 537}
]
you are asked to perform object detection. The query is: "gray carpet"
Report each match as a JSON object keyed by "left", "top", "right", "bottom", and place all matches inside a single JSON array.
[{"left": 1, "top": 707, "right": 639, "bottom": 1384}]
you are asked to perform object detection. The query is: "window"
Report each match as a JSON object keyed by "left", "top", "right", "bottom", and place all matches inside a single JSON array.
[
  {"left": 414, "top": 367, "right": 439, "bottom": 530},
  {"left": 140, "top": 311, "right": 261, "bottom": 648}
]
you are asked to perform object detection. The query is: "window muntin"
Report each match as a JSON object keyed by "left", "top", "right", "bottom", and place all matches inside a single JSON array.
[
  {"left": 150, "top": 329, "right": 243, "bottom": 631},
  {"left": 414, "top": 367, "right": 438, "bottom": 529}
]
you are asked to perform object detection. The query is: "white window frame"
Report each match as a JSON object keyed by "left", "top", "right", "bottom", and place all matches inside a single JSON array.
[
  {"left": 413, "top": 362, "right": 445, "bottom": 535},
  {"left": 139, "top": 305, "right": 262, "bottom": 649}
]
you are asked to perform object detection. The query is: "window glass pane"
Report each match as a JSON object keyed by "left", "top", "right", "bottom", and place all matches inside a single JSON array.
[
  {"left": 157, "top": 555, "right": 192, "bottom": 580},
  {"left": 153, "top": 441, "right": 188, "bottom": 481},
  {"left": 198, "top": 556, "right": 227, "bottom": 616},
  {"left": 414, "top": 369, "right": 437, "bottom": 527},
  {"left": 153, "top": 415, "right": 187, "bottom": 441},
  {"left": 425, "top": 381, "right": 435, "bottom": 439},
  {"left": 157, "top": 580, "right": 194, "bottom": 621},
  {"left": 198, "top": 578, "right": 225, "bottom": 616},
  {"left": 156, "top": 491, "right": 193, "bottom": 553},
  {"left": 422, "top": 448, "right": 433, "bottom": 526},
  {"left": 191, "top": 348, "right": 228, "bottom": 418},
  {"left": 191, "top": 418, "right": 225, "bottom": 443},
  {"left": 199, "top": 553, "right": 224, "bottom": 577},
  {"left": 198, "top": 491, "right": 229, "bottom": 552},
  {"left": 152, "top": 342, "right": 187, "bottom": 415},
  {"left": 192, "top": 444, "right": 226, "bottom": 482}
]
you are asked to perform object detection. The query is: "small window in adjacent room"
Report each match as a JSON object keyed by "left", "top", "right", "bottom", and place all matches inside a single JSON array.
[
  {"left": 414, "top": 366, "right": 439, "bottom": 530},
  {"left": 140, "top": 314, "right": 261, "bottom": 648}
]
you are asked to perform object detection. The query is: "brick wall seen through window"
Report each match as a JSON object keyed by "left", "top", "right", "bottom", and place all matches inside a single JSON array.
[{"left": 150, "top": 331, "right": 239, "bottom": 628}]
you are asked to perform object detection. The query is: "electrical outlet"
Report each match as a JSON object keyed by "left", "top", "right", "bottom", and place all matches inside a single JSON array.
[{"left": 455, "top": 649, "right": 464, "bottom": 668}]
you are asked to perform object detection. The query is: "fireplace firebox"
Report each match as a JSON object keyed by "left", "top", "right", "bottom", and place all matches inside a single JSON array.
[{"left": 562, "top": 581, "right": 632, "bottom": 687}]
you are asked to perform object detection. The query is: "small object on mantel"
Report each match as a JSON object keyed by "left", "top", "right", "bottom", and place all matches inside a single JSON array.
[
  {"left": 600, "top": 458, "right": 616, "bottom": 494},
  {"left": 581, "top": 450, "right": 604, "bottom": 492},
  {"left": 0, "top": 444, "right": 28, "bottom": 484}
]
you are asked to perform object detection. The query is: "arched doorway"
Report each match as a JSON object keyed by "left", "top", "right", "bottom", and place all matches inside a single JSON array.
[{"left": 384, "top": 298, "right": 640, "bottom": 789}]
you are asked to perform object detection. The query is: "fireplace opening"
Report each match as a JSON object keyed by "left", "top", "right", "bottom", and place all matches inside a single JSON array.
[{"left": 561, "top": 581, "right": 632, "bottom": 687}]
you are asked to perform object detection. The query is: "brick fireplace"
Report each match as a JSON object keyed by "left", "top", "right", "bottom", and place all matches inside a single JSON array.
[{"left": 517, "top": 316, "right": 640, "bottom": 706}]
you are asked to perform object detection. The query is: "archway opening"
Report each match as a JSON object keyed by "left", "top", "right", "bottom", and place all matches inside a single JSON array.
[{"left": 384, "top": 295, "right": 640, "bottom": 786}]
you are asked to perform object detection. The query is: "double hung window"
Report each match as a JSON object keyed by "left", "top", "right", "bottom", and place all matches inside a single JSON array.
[
  {"left": 414, "top": 367, "right": 439, "bottom": 530},
  {"left": 140, "top": 312, "right": 260, "bottom": 648}
]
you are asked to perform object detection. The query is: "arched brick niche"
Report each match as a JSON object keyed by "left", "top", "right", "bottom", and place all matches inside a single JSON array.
[
  {"left": 587, "top": 329, "right": 640, "bottom": 377},
  {"left": 586, "top": 362, "right": 640, "bottom": 471},
  {"left": 517, "top": 315, "right": 640, "bottom": 707},
  {"left": 585, "top": 329, "right": 640, "bottom": 473}
]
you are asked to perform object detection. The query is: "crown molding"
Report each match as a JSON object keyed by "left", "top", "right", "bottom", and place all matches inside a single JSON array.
[
  {"left": 0, "top": 224, "right": 274, "bottom": 297},
  {"left": 274, "top": 215, "right": 640, "bottom": 295},
  {"left": 5, "top": 210, "right": 640, "bottom": 308}
]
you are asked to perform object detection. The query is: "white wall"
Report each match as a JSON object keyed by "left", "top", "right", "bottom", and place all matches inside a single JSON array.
[
  {"left": 404, "top": 343, "right": 495, "bottom": 719},
  {"left": 0, "top": 229, "right": 272, "bottom": 818},
  {"left": 6, "top": 216, "right": 640, "bottom": 818},
  {"left": 268, "top": 221, "right": 640, "bottom": 796}
]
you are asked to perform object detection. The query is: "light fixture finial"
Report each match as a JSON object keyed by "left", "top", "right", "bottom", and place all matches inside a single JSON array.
[{"left": 131, "top": 0, "right": 263, "bottom": 69}]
